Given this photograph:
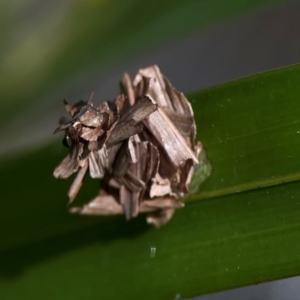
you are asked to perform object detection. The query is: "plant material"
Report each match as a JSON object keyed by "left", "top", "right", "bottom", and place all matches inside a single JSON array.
[{"left": 54, "top": 65, "right": 209, "bottom": 226}]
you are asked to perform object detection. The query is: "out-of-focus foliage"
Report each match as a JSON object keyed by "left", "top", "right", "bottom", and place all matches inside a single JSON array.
[{"left": 0, "top": 0, "right": 285, "bottom": 127}]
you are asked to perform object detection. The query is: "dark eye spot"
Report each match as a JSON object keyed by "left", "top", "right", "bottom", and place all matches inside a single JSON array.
[{"left": 62, "top": 135, "right": 71, "bottom": 148}]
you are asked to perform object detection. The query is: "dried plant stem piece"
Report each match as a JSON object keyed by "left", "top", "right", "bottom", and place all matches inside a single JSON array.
[
  {"left": 144, "top": 106, "right": 198, "bottom": 167},
  {"left": 106, "top": 121, "right": 143, "bottom": 148},
  {"left": 68, "top": 160, "right": 88, "bottom": 203}
]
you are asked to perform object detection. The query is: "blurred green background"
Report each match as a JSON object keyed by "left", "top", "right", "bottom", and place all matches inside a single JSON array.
[{"left": 0, "top": 0, "right": 292, "bottom": 157}]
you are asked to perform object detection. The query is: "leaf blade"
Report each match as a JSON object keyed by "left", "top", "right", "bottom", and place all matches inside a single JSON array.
[
  {"left": 189, "top": 64, "right": 300, "bottom": 199},
  {"left": 2, "top": 61, "right": 300, "bottom": 299}
]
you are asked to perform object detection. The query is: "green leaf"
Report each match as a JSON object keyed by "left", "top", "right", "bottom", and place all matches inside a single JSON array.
[
  {"left": 1, "top": 63, "right": 300, "bottom": 299},
  {"left": 189, "top": 64, "right": 300, "bottom": 200}
]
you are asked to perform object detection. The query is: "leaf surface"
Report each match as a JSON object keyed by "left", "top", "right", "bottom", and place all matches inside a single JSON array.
[{"left": 1, "top": 63, "right": 300, "bottom": 299}]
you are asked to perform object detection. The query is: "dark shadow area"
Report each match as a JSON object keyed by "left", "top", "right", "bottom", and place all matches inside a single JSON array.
[
  {"left": 0, "top": 214, "right": 149, "bottom": 279},
  {"left": 0, "top": 143, "right": 151, "bottom": 278}
]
